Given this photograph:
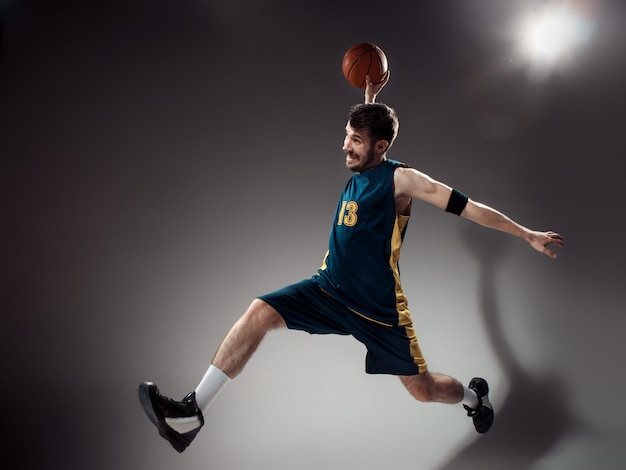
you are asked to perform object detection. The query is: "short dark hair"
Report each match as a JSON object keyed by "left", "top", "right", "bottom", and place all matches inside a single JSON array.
[{"left": 349, "top": 103, "right": 399, "bottom": 148}]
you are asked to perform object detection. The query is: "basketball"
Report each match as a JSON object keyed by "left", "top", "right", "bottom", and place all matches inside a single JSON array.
[{"left": 341, "top": 43, "right": 388, "bottom": 89}]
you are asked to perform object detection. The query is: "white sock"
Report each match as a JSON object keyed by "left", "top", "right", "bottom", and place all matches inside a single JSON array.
[
  {"left": 194, "top": 364, "right": 231, "bottom": 413},
  {"left": 462, "top": 386, "right": 480, "bottom": 409}
]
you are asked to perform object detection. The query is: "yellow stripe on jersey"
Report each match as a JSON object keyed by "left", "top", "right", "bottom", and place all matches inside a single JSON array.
[
  {"left": 390, "top": 212, "right": 411, "bottom": 327},
  {"left": 404, "top": 323, "right": 429, "bottom": 374},
  {"left": 391, "top": 211, "right": 428, "bottom": 373}
]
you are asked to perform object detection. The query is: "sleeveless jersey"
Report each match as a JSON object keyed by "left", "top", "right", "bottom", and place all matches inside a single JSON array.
[{"left": 315, "top": 159, "right": 412, "bottom": 327}]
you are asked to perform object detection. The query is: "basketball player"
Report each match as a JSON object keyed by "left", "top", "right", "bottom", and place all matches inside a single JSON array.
[{"left": 138, "top": 72, "right": 564, "bottom": 452}]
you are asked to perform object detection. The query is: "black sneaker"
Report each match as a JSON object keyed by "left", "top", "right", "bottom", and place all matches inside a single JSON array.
[
  {"left": 138, "top": 382, "right": 204, "bottom": 452},
  {"left": 463, "top": 377, "right": 494, "bottom": 434}
]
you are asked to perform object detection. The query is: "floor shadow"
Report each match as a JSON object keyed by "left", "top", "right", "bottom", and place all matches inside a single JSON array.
[{"left": 436, "top": 226, "right": 578, "bottom": 469}]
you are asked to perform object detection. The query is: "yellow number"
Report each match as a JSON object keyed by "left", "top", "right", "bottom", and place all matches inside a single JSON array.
[{"left": 338, "top": 200, "right": 358, "bottom": 226}]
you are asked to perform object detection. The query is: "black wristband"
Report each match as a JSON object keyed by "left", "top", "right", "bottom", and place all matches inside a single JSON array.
[{"left": 445, "top": 188, "right": 468, "bottom": 216}]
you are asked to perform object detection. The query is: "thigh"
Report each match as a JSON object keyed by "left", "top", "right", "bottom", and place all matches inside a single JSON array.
[{"left": 258, "top": 278, "right": 350, "bottom": 336}]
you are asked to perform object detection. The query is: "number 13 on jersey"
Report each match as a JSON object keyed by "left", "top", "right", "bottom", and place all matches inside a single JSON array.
[{"left": 338, "top": 201, "right": 358, "bottom": 226}]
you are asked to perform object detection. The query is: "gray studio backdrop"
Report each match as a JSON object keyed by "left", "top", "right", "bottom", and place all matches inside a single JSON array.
[{"left": 2, "top": 1, "right": 625, "bottom": 469}]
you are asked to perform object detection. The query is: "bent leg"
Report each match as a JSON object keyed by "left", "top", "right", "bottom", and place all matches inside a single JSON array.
[
  {"left": 211, "top": 298, "right": 287, "bottom": 378},
  {"left": 400, "top": 372, "right": 464, "bottom": 404}
]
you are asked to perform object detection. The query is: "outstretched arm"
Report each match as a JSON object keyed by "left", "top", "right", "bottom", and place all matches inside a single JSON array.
[
  {"left": 394, "top": 167, "right": 565, "bottom": 258},
  {"left": 461, "top": 200, "right": 564, "bottom": 259}
]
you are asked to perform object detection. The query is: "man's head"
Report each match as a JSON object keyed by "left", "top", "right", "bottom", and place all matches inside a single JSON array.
[
  {"left": 343, "top": 103, "right": 399, "bottom": 173},
  {"left": 349, "top": 103, "right": 399, "bottom": 149}
]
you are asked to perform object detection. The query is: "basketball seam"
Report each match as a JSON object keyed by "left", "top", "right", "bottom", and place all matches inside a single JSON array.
[{"left": 348, "top": 49, "right": 373, "bottom": 89}]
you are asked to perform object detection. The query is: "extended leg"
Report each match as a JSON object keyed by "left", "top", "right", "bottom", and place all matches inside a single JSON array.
[
  {"left": 193, "top": 298, "right": 286, "bottom": 411},
  {"left": 138, "top": 299, "right": 287, "bottom": 452},
  {"left": 212, "top": 298, "right": 287, "bottom": 378}
]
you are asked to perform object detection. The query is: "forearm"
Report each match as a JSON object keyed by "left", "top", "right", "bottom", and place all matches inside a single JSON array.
[
  {"left": 462, "top": 200, "right": 530, "bottom": 241},
  {"left": 364, "top": 71, "right": 390, "bottom": 104},
  {"left": 460, "top": 198, "right": 564, "bottom": 258},
  {"left": 365, "top": 87, "right": 377, "bottom": 103}
]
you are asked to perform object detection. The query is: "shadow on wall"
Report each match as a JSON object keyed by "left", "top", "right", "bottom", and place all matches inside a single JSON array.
[{"left": 437, "top": 225, "right": 578, "bottom": 470}]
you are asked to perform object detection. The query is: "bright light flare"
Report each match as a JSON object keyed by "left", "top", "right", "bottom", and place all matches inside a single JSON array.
[{"left": 516, "top": 3, "right": 593, "bottom": 80}]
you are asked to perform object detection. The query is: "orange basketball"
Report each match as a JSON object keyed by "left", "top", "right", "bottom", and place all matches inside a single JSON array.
[{"left": 341, "top": 43, "right": 388, "bottom": 89}]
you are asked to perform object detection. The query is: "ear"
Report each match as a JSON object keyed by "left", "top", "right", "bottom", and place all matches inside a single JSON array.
[{"left": 375, "top": 140, "right": 389, "bottom": 154}]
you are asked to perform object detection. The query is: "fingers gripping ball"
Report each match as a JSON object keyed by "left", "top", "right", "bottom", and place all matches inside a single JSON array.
[{"left": 342, "top": 43, "right": 388, "bottom": 89}]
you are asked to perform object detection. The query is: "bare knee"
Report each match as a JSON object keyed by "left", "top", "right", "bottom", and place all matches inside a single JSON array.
[{"left": 243, "top": 298, "right": 287, "bottom": 331}]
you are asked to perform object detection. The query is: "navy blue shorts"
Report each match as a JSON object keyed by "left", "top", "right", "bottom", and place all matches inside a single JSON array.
[{"left": 258, "top": 278, "right": 428, "bottom": 375}]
